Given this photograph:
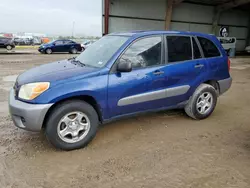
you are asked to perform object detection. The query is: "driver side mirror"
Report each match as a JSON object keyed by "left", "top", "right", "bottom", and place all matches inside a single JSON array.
[{"left": 117, "top": 59, "right": 132, "bottom": 72}]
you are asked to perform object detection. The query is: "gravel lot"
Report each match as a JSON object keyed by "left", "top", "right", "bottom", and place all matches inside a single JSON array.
[{"left": 0, "top": 53, "right": 250, "bottom": 188}]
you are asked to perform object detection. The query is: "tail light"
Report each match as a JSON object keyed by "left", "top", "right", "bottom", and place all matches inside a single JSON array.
[{"left": 227, "top": 57, "right": 231, "bottom": 72}]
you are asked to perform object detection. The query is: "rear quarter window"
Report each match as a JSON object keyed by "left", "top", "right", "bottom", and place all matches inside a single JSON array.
[
  {"left": 64, "top": 40, "right": 75, "bottom": 44},
  {"left": 197, "top": 37, "right": 221, "bottom": 58}
]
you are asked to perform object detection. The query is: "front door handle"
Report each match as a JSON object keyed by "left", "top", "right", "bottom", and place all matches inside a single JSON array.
[
  {"left": 153, "top": 70, "right": 164, "bottom": 75},
  {"left": 194, "top": 64, "right": 204, "bottom": 68}
]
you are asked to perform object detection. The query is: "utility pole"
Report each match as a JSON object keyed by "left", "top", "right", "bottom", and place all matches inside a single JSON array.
[{"left": 72, "top": 21, "right": 75, "bottom": 38}]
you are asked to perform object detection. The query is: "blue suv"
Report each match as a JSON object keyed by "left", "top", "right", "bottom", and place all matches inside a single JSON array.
[{"left": 9, "top": 31, "right": 232, "bottom": 150}]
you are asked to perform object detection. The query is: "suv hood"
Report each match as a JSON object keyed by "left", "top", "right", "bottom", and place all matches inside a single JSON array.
[{"left": 17, "top": 59, "right": 99, "bottom": 86}]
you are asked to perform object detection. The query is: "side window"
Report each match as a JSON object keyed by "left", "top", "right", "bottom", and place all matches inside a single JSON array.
[
  {"left": 120, "top": 36, "right": 162, "bottom": 69},
  {"left": 192, "top": 37, "right": 202, "bottom": 59},
  {"left": 197, "top": 37, "right": 220, "bottom": 58},
  {"left": 167, "top": 36, "right": 192, "bottom": 63},
  {"left": 55, "top": 41, "right": 63, "bottom": 45}
]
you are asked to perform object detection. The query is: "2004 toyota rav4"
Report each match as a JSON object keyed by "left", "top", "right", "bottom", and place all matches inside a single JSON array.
[{"left": 9, "top": 31, "right": 232, "bottom": 150}]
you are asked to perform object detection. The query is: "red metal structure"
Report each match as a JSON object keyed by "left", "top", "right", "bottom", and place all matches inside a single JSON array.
[{"left": 104, "top": 0, "right": 110, "bottom": 35}]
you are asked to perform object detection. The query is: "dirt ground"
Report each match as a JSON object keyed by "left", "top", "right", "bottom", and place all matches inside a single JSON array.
[{"left": 0, "top": 53, "right": 250, "bottom": 188}]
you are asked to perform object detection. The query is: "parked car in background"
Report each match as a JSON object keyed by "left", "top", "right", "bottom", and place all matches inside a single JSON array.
[
  {"left": 9, "top": 31, "right": 232, "bottom": 150},
  {"left": 0, "top": 37, "right": 15, "bottom": 50},
  {"left": 38, "top": 39, "right": 82, "bottom": 54},
  {"left": 245, "top": 46, "right": 250, "bottom": 53},
  {"left": 14, "top": 38, "right": 33, "bottom": 45},
  {"left": 32, "top": 37, "right": 42, "bottom": 45},
  {"left": 13, "top": 38, "right": 23, "bottom": 45},
  {"left": 81, "top": 40, "right": 96, "bottom": 50}
]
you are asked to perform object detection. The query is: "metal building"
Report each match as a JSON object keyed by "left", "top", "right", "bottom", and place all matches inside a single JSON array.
[{"left": 102, "top": 0, "right": 250, "bottom": 51}]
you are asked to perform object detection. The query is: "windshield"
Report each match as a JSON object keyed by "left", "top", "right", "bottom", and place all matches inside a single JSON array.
[
  {"left": 76, "top": 36, "right": 129, "bottom": 68},
  {"left": 47, "top": 40, "right": 55, "bottom": 45}
]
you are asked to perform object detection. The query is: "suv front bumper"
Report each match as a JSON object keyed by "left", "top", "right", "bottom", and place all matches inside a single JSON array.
[{"left": 9, "top": 89, "right": 53, "bottom": 132}]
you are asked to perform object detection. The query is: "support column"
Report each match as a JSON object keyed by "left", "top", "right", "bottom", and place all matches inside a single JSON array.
[
  {"left": 246, "top": 14, "right": 250, "bottom": 46},
  {"left": 104, "top": 0, "right": 110, "bottom": 35},
  {"left": 212, "top": 9, "right": 221, "bottom": 35},
  {"left": 165, "top": 0, "right": 173, "bottom": 30}
]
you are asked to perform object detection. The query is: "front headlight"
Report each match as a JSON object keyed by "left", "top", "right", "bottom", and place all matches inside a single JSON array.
[{"left": 18, "top": 82, "right": 50, "bottom": 100}]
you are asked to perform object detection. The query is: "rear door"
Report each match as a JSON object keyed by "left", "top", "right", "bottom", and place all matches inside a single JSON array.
[
  {"left": 160, "top": 35, "right": 208, "bottom": 107},
  {"left": 197, "top": 36, "right": 226, "bottom": 79},
  {"left": 63, "top": 40, "right": 75, "bottom": 51},
  {"left": 53, "top": 40, "right": 64, "bottom": 52}
]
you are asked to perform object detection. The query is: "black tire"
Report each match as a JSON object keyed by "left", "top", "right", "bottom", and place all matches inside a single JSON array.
[
  {"left": 185, "top": 84, "right": 217, "bottom": 120},
  {"left": 45, "top": 100, "right": 99, "bottom": 150},
  {"left": 70, "top": 48, "right": 77, "bottom": 54},
  {"left": 45, "top": 48, "right": 52, "bottom": 54}
]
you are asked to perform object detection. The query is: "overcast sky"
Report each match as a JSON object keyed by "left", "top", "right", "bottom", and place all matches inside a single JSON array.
[{"left": 0, "top": 0, "right": 102, "bottom": 37}]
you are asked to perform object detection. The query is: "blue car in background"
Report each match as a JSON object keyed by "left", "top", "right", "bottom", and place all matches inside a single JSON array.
[
  {"left": 38, "top": 39, "right": 82, "bottom": 54},
  {"left": 9, "top": 31, "right": 232, "bottom": 150}
]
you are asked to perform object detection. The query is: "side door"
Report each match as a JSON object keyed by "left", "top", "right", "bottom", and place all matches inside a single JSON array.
[
  {"left": 108, "top": 35, "right": 167, "bottom": 118},
  {"left": 160, "top": 35, "right": 208, "bottom": 107},
  {"left": 63, "top": 40, "right": 74, "bottom": 52}
]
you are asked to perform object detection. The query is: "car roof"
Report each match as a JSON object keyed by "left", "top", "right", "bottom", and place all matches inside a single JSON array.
[
  {"left": 55, "top": 39, "right": 75, "bottom": 42},
  {"left": 109, "top": 30, "right": 215, "bottom": 38}
]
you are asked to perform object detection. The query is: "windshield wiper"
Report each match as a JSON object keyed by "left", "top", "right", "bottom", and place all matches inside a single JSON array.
[
  {"left": 68, "top": 57, "right": 76, "bottom": 61},
  {"left": 68, "top": 56, "right": 86, "bottom": 66},
  {"left": 70, "top": 58, "right": 86, "bottom": 67}
]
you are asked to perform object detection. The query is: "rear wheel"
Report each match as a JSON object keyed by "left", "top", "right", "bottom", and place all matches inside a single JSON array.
[
  {"left": 45, "top": 100, "right": 99, "bottom": 150},
  {"left": 45, "top": 48, "right": 52, "bottom": 54},
  {"left": 185, "top": 84, "right": 217, "bottom": 120},
  {"left": 70, "top": 48, "right": 77, "bottom": 54}
]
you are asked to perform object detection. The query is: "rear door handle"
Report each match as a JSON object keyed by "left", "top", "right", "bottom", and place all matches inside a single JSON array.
[
  {"left": 153, "top": 70, "right": 164, "bottom": 75},
  {"left": 194, "top": 64, "right": 204, "bottom": 68}
]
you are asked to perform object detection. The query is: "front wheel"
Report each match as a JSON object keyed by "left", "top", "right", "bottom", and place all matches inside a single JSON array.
[
  {"left": 45, "top": 48, "right": 52, "bottom": 54},
  {"left": 45, "top": 100, "right": 99, "bottom": 150},
  {"left": 185, "top": 84, "right": 217, "bottom": 120}
]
